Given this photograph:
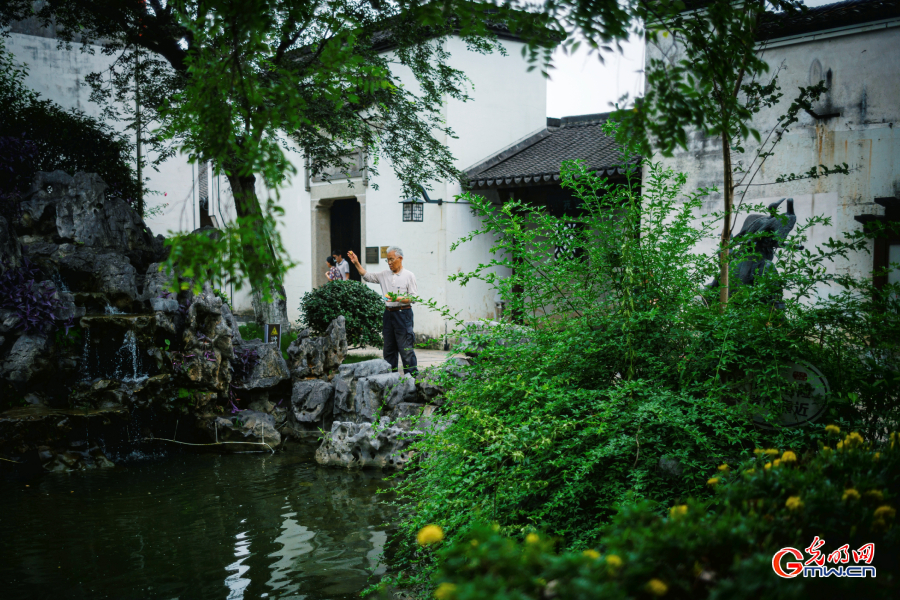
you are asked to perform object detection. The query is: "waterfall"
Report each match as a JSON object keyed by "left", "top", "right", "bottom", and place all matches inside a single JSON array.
[
  {"left": 113, "top": 330, "right": 148, "bottom": 382},
  {"left": 104, "top": 304, "right": 123, "bottom": 315},
  {"left": 82, "top": 327, "right": 92, "bottom": 381}
]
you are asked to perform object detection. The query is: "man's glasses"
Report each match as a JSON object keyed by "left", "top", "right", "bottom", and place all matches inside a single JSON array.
[{"left": 386, "top": 257, "right": 400, "bottom": 263}]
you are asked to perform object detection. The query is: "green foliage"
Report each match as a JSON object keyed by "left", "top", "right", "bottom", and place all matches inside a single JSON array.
[
  {"left": 392, "top": 124, "right": 899, "bottom": 592},
  {"left": 212, "top": 288, "right": 230, "bottom": 307},
  {"left": 432, "top": 433, "right": 900, "bottom": 599},
  {"left": 0, "top": 39, "right": 140, "bottom": 206},
  {"left": 298, "top": 280, "right": 384, "bottom": 349}
]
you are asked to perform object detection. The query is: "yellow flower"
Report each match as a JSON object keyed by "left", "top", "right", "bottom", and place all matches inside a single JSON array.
[
  {"left": 743, "top": 468, "right": 756, "bottom": 476},
  {"left": 825, "top": 424, "right": 841, "bottom": 435},
  {"left": 781, "top": 451, "right": 797, "bottom": 463},
  {"left": 526, "top": 533, "right": 540, "bottom": 544},
  {"left": 874, "top": 452, "right": 881, "bottom": 461},
  {"left": 707, "top": 477, "right": 720, "bottom": 487},
  {"left": 434, "top": 582, "right": 457, "bottom": 600},
  {"left": 773, "top": 459, "right": 782, "bottom": 468},
  {"left": 864, "top": 490, "right": 884, "bottom": 502},
  {"left": 718, "top": 463, "right": 730, "bottom": 472},
  {"left": 764, "top": 449, "right": 780, "bottom": 456},
  {"left": 844, "top": 432, "right": 865, "bottom": 448},
  {"left": 417, "top": 525, "right": 444, "bottom": 545},
  {"left": 583, "top": 549, "right": 601, "bottom": 560},
  {"left": 843, "top": 489, "right": 860, "bottom": 501},
  {"left": 753, "top": 448, "right": 765, "bottom": 455},
  {"left": 822, "top": 446, "right": 831, "bottom": 452},
  {"left": 606, "top": 554, "right": 623, "bottom": 568},
  {"left": 874, "top": 505, "right": 896, "bottom": 520},
  {"left": 470, "top": 539, "right": 479, "bottom": 547},
  {"left": 646, "top": 578, "right": 669, "bottom": 597},
  {"left": 786, "top": 496, "right": 804, "bottom": 511},
  {"left": 837, "top": 441, "right": 844, "bottom": 451},
  {"left": 764, "top": 462, "right": 773, "bottom": 470},
  {"left": 670, "top": 505, "right": 688, "bottom": 519}
]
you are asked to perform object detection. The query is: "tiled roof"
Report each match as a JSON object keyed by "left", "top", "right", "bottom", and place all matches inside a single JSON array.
[
  {"left": 466, "top": 113, "right": 628, "bottom": 189},
  {"left": 759, "top": 0, "right": 900, "bottom": 40}
]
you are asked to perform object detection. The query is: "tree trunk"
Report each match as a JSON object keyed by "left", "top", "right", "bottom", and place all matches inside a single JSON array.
[
  {"left": 225, "top": 169, "right": 292, "bottom": 332},
  {"left": 719, "top": 131, "right": 734, "bottom": 310}
]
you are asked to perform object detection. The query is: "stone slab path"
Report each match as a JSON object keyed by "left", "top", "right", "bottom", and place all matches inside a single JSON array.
[{"left": 346, "top": 347, "right": 462, "bottom": 371}]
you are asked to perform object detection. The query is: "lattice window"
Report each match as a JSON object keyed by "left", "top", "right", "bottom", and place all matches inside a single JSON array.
[{"left": 554, "top": 222, "right": 585, "bottom": 260}]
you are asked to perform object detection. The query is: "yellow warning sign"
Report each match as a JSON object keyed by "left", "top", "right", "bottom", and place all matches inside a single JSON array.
[{"left": 265, "top": 323, "right": 282, "bottom": 347}]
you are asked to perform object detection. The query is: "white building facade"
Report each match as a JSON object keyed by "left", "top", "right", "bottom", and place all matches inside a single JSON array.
[
  {"left": 647, "top": 0, "right": 900, "bottom": 295},
  {"left": 6, "top": 24, "right": 548, "bottom": 340}
]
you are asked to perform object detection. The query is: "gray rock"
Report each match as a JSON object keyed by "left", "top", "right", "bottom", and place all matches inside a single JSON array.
[
  {"left": 233, "top": 338, "right": 290, "bottom": 391},
  {"left": 209, "top": 410, "right": 281, "bottom": 448},
  {"left": 315, "top": 421, "right": 419, "bottom": 470},
  {"left": 0, "top": 309, "right": 22, "bottom": 334},
  {"left": 353, "top": 373, "right": 417, "bottom": 422},
  {"left": 141, "top": 262, "right": 193, "bottom": 305},
  {"left": 181, "top": 285, "right": 233, "bottom": 392},
  {"left": 292, "top": 379, "right": 335, "bottom": 422},
  {"left": 52, "top": 244, "right": 138, "bottom": 308},
  {"left": 222, "top": 303, "right": 242, "bottom": 344},
  {"left": 150, "top": 297, "right": 178, "bottom": 313},
  {"left": 21, "top": 171, "right": 161, "bottom": 270},
  {"left": 286, "top": 316, "right": 347, "bottom": 378},
  {"left": 55, "top": 292, "right": 85, "bottom": 321},
  {"left": 332, "top": 359, "right": 392, "bottom": 421},
  {"left": 0, "top": 215, "right": 21, "bottom": 271},
  {"left": 0, "top": 334, "right": 54, "bottom": 386}
]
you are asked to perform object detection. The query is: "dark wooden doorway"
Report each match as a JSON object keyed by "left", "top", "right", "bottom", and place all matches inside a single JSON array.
[{"left": 330, "top": 198, "right": 361, "bottom": 281}]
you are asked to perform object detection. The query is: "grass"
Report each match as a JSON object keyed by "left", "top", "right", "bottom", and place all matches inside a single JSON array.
[{"left": 342, "top": 354, "right": 382, "bottom": 364}]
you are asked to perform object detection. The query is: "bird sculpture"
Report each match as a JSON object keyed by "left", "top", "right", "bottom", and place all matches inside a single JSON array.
[{"left": 708, "top": 198, "right": 799, "bottom": 302}]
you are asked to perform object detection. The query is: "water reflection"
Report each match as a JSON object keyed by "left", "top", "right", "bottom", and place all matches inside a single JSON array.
[{"left": 0, "top": 450, "right": 399, "bottom": 599}]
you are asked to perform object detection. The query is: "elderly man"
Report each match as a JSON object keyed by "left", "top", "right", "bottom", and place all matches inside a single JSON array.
[{"left": 347, "top": 246, "right": 418, "bottom": 376}]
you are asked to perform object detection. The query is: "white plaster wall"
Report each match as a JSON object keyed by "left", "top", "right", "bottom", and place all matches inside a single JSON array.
[
  {"left": 5, "top": 33, "right": 196, "bottom": 240},
  {"left": 9, "top": 31, "right": 545, "bottom": 336},
  {"left": 646, "top": 25, "right": 900, "bottom": 294},
  {"left": 357, "top": 37, "right": 544, "bottom": 338}
]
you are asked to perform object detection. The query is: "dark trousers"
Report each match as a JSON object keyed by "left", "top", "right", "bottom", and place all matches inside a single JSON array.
[{"left": 383, "top": 308, "right": 418, "bottom": 377}]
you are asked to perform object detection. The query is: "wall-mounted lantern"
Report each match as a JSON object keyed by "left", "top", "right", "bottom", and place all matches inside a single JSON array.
[
  {"left": 400, "top": 184, "right": 471, "bottom": 222},
  {"left": 401, "top": 197, "right": 424, "bottom": 222}
]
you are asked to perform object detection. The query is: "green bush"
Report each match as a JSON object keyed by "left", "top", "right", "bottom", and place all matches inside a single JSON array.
[
  {"left": 428, "top": 431, "right": 899, "bottom": 599},
  {"left": 298, "top": 280, "right": 384, "bottom": 348},
  {"left": 387, "top": 122, "right": 899, "bottom": 593}
]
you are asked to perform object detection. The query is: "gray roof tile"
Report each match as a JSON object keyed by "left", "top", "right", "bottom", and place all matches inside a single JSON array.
[{"left": 466, "top": 113, "right": 626, "bottom": 188}]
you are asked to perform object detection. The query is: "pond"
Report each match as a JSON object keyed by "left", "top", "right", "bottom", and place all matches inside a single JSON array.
[{"left": 0, "top": 450, "right": 400, "bottom": 599}]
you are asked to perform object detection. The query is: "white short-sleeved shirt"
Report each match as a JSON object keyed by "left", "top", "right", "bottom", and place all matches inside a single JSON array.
[
  {"left": 362, "top": 268, "right": 418, "bottom": 307},
  {"left": 336, "top": 259, "right": 350, "bottom": 280}
]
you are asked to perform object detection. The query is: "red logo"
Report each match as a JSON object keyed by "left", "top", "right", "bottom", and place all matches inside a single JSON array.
[
  {"left": 772, "top": 539, "right": 876, "bottom": 578},
  {"left": 772, "top": 547, "right": 804, "bottom": 578}
]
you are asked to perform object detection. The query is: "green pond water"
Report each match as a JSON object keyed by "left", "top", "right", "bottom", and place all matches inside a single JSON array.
[{"left": 0, "top": 450, "right": 400, "bottom": 599}]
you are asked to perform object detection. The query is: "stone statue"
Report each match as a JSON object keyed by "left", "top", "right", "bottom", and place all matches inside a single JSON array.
[{"left": 708, "top": 198, "right": 799, "bottom": 305}]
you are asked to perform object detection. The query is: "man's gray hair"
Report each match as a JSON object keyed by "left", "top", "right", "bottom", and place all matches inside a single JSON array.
[{"left": 386, "top": 246, "right": 404, "bottom": 258}]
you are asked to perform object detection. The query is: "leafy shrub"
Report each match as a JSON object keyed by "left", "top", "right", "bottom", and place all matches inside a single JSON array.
[
  {"left": 389, "top": 123, "right": 899, "bottom": 591},
  {"left": 0, "top": 257, "right": 64, "bottom": 334},
  {"left": 430, "top": 430, "right": 899, "bottom": 599},
  {"left": 298, "top": 280, "right": 384, "bottom": 348}
]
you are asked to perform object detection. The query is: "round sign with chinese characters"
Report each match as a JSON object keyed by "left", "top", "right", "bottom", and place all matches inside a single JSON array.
[{"left": 753, "top": 361, "right": 830, "bottom": 429}]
